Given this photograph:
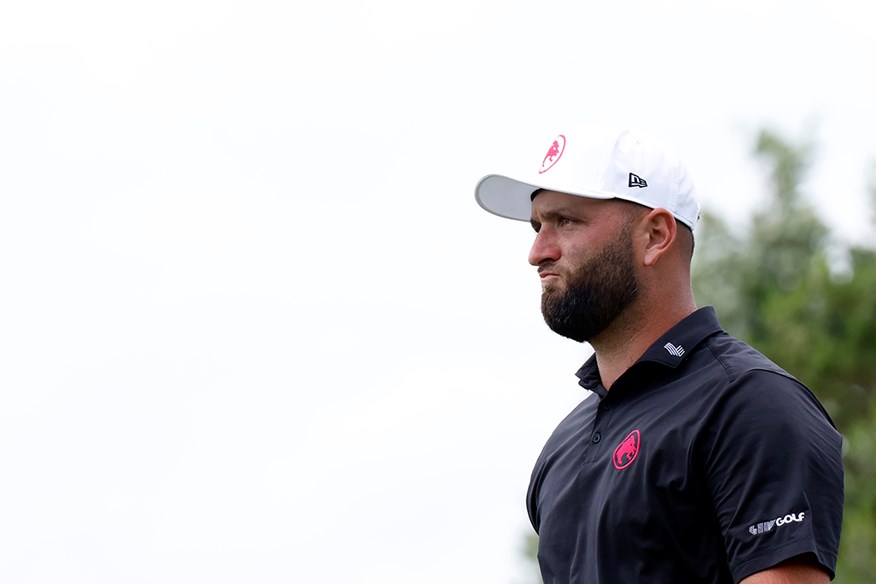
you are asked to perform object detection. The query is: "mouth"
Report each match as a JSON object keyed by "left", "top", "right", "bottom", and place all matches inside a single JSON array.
[{"left": 538, "top": 268, "right": 562, "bottom": 284}]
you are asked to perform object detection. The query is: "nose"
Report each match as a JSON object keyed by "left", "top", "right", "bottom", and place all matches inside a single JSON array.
[{"left": 529, "top": 228, "right": 560, "bottom": 266}]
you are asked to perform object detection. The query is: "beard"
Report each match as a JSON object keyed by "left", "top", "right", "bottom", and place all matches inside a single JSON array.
[{"left": 540, "top": 225, "right": 639, "bottom": 343}]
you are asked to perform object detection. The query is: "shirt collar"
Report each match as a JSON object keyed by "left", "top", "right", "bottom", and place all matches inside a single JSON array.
[{"left": 576, "top": 306, "right": 724, "bottom": 393}]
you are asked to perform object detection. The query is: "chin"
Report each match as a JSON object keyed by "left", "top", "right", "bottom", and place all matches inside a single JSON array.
[{"left": 541, "top": 281, "right": 564, "bottom": 294}]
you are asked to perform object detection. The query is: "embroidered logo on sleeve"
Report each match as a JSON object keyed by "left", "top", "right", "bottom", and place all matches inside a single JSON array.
[
  {"left": 612, "top": 429, "right": 641, "bottom": 470},
  {"left": 748, "top": 511, "right": 806, "bottom": 535}
]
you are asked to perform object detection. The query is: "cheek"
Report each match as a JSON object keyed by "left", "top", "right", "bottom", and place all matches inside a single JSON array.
[{"left": 562, "top": 244, "right": 592, "bottom": 270}]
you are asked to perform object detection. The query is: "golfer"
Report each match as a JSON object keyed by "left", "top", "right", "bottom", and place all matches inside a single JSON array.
[{"left": 475, "top": 126, "right": 843, "bottom": 583}]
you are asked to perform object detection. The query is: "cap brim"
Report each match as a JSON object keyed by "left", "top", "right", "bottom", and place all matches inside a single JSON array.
[
  {"left": 475, "top": 174, "right": 616, "bottom": 222},
  {"left": 474, "top": 175, "right": 541, "bottom": 221}
]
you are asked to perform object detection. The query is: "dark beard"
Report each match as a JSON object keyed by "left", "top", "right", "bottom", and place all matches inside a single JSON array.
[{"left": 540, "top": 227, "right": 639, "bottom": 343}]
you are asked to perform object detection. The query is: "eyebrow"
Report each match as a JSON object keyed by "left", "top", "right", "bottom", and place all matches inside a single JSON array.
[
  {"left": 532, "top": 206, "right": 586, "bottom": 223},
  {"left": 530, "top": 207, "right": 581, "bottom": 232}
]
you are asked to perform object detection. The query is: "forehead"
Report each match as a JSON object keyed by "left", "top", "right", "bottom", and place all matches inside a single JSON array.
[{"left": 530, "top": 190, "right": 611, "bottom": 218}]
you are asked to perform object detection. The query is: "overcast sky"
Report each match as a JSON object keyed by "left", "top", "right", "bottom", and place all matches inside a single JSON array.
[{"left": 1, "top": 1, "right": 874, "bottom": 582}]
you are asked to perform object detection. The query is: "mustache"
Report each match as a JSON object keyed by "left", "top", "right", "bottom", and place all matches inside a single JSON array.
[{"left": 537, "top": 263, "right": 563, "bottom": 276}]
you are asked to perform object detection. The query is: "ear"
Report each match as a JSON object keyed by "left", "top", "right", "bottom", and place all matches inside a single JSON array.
[{"left": 641, "top": 208, "right": 677, "bottom": 267}]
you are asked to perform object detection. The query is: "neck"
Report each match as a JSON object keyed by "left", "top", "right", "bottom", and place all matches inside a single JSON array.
[{"left": 591, "top": 295, "right": 697, "bottom": 390}]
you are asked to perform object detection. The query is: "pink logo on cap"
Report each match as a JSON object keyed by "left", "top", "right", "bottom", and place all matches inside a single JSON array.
[{"left": 539, "top": 134, "right": 566, "bottom": 174}]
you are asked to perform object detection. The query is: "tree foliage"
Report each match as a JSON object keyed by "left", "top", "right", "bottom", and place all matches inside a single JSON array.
[{"left": 693, "top": 128, "right": 876, "bottom": 582}]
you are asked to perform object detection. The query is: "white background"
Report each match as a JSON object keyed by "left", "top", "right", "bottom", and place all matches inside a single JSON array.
[{"left": 1, "top": 1, "right": 874, "bottom": 582}]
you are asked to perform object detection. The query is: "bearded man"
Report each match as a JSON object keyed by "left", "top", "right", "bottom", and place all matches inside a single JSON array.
[{"left": 474, "top": 127, "right": 843, "bottom": 584}]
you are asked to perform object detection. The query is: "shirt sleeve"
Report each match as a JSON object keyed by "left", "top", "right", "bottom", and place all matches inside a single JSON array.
[{"left": 698, "top": 369, "right": 844, "bottom": 583}]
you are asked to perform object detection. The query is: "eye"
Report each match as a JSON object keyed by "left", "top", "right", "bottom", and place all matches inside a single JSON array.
[{"left": 558, "top": 216, "right": 576, "bottom": 227}]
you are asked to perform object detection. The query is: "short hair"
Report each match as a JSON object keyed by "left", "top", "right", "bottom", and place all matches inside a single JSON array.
[
  {"left": 677, "top": 223, "right": 695, "bottom": 260},
  {"left": 614, "top": 198, "right": 695, "bottom": 261}
]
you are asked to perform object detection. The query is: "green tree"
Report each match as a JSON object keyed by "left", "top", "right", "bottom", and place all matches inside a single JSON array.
[
  {"left": 693, "top": 128, "right": 876, "bottom": 582},
  {"left": 515, "top": 531, "right": 541, "bottom": 584}
]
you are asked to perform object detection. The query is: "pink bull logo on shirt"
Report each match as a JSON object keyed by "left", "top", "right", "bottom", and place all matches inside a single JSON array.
[
  {"left": 613, "top": 429, "right": 641, "bottom": 470},
  {"left": 539, "top": 134, "right": 566, "bottom": 174}
]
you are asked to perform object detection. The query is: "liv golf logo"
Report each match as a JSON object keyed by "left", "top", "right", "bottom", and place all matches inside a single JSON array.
[{"left": 748, "top": 511, "right": 806, "bottom": 536}]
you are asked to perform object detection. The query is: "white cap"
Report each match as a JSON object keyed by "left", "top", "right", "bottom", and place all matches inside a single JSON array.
[{"left": 474, "top": 126, "right": 701, "bottom": 230}]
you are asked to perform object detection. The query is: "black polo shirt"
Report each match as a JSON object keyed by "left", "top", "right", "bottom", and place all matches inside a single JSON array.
[{"left": 526, "top": 307, "right": 843, "bottom": 584}]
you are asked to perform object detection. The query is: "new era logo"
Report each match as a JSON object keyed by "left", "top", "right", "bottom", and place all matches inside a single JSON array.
[
  {"left": 664, "top": 342, "right": 685, "bottom": 357},
  {"left": 629, "top": 173, "right": 648, "bottom": 188}
]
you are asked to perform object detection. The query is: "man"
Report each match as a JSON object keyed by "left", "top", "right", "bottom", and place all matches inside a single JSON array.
[{"left": 474, "top": 127, "right": 843, "bottom": 583}]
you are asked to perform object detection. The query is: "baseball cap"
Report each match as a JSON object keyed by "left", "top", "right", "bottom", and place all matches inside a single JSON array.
[{"left": 474, "top": 126, "right": 701, "bottom": 230}]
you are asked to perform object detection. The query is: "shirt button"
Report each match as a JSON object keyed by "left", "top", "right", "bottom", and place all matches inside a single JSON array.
[{"left": 592, "top": 432, "right": 602, "bottom": 444}]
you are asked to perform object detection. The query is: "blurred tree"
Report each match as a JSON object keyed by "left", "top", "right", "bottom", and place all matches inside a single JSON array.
[
  {"left": 514, "top": 531, "right": 541, "bottom": 584},
  {"left": 693, "top": 128, "right": 876, "bottom": 582},
  {"left": 517, "top": 129, "right": 876, "bottom": 583}
]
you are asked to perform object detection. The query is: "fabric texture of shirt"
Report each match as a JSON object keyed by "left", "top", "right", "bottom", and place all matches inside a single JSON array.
[{"left": 526, "top": 307, "right": 844, "bottom": 583}]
